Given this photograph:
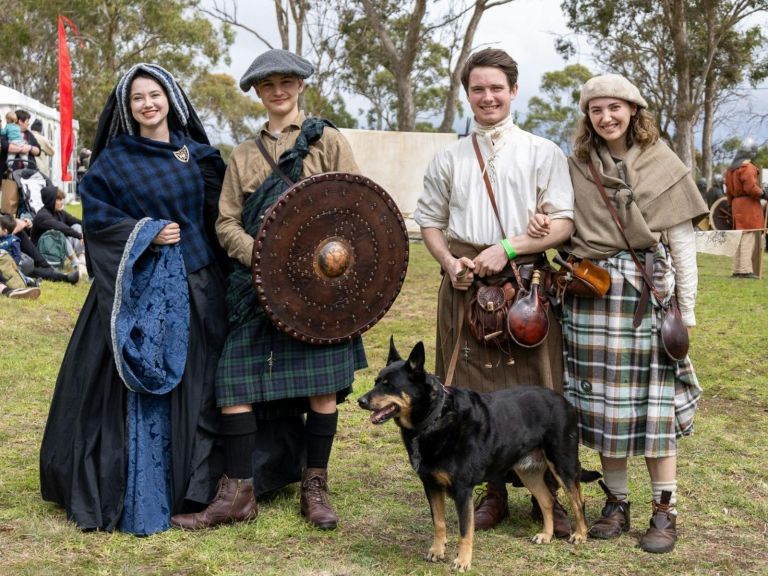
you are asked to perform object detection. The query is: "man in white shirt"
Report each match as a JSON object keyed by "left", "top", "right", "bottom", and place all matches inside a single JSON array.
[{"left": 414, "top": 48, "right": 574, "bottom": 535}]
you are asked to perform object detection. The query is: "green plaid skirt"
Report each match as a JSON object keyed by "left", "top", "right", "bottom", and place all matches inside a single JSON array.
[
  {"left": 561, "top": 247, "right": 701, "bottom": 458},
  {"left": 215, "top": 313, "right": 367, "bottom": 409}
]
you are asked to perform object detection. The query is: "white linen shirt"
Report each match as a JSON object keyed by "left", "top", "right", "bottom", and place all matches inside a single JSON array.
[{"left": 415, "top": 122, "right": 574, "bottom": 245}]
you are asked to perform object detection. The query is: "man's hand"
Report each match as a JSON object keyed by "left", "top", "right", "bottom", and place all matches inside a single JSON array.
[
  {"left": 153, "top": 222, "right": 181, "bottom": 245},
  {"left": 473, "top": 243, "right": 508, "bottom": 277},
  {"left": 448, "top": 256, "right": 475, "bottom": 290}
]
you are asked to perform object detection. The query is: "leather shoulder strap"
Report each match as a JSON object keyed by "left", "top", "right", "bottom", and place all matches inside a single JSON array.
[
  {"left": 472, "top": 134, "right": 507, "bottom": 239},
  {"left": 255, "top": 136, "right": 295, "bottom": 188},
  {"left": 587, "top": 159, "right": 661, "bottom": 301}
]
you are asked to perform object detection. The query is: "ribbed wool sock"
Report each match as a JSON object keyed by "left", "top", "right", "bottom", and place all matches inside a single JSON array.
[
  {"left": 651, "top": 480, "right": 677, "bottom": 514},
  {"left": 305, "top": 409, "right": 338, "bottom": 469},
  {"left": 220, "top": 412, "right": 257, "bottom": 479},
  {"left": 603, "top": 467, "right": 629, "bottom": 502}
]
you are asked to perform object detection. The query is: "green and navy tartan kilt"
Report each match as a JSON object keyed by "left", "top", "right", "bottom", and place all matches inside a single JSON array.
[
  {"left": 561, "top": 246, "right": 701, "bottom": 458},
  {"left": 215, "top": 313, "right": 367, "bottom": 409}
]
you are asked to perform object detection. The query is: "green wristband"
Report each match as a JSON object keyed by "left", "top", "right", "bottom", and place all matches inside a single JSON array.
[{"left": 500, "top": 238, "right": 517, "bottom": 260}]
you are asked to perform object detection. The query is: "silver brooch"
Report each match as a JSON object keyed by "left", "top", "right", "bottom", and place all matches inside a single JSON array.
[{"left": 173, "top": 145, "right": 190, "bottom": 163}]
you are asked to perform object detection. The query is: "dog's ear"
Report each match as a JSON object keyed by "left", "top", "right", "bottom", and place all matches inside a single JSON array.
[
  {"left": 407, "top": 341, "right": 426, "bottom": 373},
  {"left": 387, "top": 335, "right": 402, "bottom": 365}
]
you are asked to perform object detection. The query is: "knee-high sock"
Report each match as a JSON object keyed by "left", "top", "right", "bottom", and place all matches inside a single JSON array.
[
  {"left": 305, "top": 409, "right": 338, "bottom": 469},
  {"left": 603, "top": 467, "right": 629, "bottom": 502},
  {"left": 220, "top": 412, "right": 257, "bottom": 479}
]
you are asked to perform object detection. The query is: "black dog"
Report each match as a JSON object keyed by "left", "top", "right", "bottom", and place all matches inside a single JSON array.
[{"left": 358, "top": 339, "right": 598, "bottom": 572}]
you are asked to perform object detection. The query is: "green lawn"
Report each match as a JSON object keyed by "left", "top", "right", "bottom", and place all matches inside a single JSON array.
[{"left": 0, "top": 244, "right": 766, "bottom": 575}]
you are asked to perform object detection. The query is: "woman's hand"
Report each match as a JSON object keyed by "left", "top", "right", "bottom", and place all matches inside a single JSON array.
[
  {"left": 153, "top": 222, "right": 181, "bottom": 245},
  {"left": 527, "top": 213, "right": 551, "bottom": 238}
]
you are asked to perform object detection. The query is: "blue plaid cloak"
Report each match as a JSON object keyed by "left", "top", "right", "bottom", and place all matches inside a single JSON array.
[{"left": 81, "top": 131, "right": 224, "bottom": 274}]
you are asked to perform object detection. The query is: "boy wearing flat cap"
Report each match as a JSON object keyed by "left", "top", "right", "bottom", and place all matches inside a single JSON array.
[{"left": 171, "top": 49, "right": 366, "bottom": 531}]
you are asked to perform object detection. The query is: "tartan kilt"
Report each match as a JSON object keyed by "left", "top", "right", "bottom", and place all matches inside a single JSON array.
[
  {"left": 215, "top": 314, "right": 367, "bottom": 409},
  {"left": 561, "top": 250, "right": 701, "bottom": 458}
]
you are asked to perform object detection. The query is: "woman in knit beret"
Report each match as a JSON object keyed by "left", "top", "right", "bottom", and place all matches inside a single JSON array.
[{"left": 530, "top": 74, "right": 707, "bottom": 553}]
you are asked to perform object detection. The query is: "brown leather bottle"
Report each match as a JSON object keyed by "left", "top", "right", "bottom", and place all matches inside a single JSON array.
[{"left": 506, "top": 270, "right": 549, "bottom": 347}]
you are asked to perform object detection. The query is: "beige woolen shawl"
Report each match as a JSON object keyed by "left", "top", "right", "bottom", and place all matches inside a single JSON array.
[{"left": 567, "top": 141, "right": 708, "bottom": 259}]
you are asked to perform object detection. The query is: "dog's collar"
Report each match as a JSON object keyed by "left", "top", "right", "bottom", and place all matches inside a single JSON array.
[{"left": 412, "top": 381, "right": 449, "bottom": 435}]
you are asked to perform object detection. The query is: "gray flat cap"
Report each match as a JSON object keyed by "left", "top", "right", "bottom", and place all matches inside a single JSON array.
[
  {"left": 579, "top": 74, "right": 648, "bottom": 112},
  {"left": 239, "top": 49, "right": 314, "bottom": 92}
]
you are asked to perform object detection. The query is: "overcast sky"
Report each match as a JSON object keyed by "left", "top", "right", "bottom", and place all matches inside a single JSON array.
[{"left": 202, "top": 0, "right": 768, "bottom": 144}]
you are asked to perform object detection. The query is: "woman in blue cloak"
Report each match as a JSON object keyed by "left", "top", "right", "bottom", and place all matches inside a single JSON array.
[{"left": 39, "top": 64, "right": 228, "bottom": 535}]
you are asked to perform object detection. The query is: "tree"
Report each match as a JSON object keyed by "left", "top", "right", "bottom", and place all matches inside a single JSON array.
[
  {"left": 190, "top": 73, "right": 265, "bottom": 143},
  {"left": 303, "top": 86, "right": 359, "bottom": 128},
  {"left": 337, "top": 3, "right": 451, "bottom": 131},
  {"left": 520, "top": 64, "right": 593, "bottom": 152},
  {"left": 560, "top": 0, "right": 768, "bottom": 175},
  {"left": 198, "top": 0, "right": 359, "bottom": 130},
  {"left": 0, "top": 1, "right": 231, "bottom": 146},
  {"left": 342, "top": 0, "right": 515, "bottom": 132}
]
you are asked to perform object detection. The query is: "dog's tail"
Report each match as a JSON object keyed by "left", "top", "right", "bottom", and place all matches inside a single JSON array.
[{"left": 580, "top": 469, "right": 602, "bottom": 483}]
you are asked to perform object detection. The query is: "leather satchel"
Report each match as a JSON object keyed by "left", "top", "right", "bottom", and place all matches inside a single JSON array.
[
  {"left": 553, "top": 253, "right": 611, "bottom": 298},
  {"left": 466, "top": 282, "right": 515, "bottom": 345}
]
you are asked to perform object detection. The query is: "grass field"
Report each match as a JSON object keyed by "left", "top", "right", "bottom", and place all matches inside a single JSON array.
[{"left": 0, "top": 241, "right": 766, "bottom": 575}]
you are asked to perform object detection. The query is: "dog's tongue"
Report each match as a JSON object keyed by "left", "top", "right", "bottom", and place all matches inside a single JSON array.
[{"left": 370, "top": 405, "right": 395, "bottom": 424}]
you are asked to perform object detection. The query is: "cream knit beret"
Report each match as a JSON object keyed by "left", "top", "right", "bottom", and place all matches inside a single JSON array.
[{"left": 579, "top": 74, "right": 648, "bottom": 112}]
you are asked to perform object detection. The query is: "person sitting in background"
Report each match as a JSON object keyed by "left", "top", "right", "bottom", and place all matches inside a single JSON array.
[
  {"left": 0, "top": 224, "right": 40, "bottom": 300},
  {"left": 30, "top": 119, "right": 55, "bottom": 178},
  {"left": 31, "top": 185, "right": 85, "bottom": 276},
  {"left": 0, "top": 214, "right": 36, "bottom": 286},
  {"left": 0, "top": 212, "right": 79, "bottom": 284},
  {"left": 0, "top": 214, "right": 24, "bottom": 262}
]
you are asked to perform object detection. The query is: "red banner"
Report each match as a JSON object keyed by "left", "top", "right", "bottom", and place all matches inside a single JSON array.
[{"left": 58, "top": 15, "right": 81, "bottom": 182}]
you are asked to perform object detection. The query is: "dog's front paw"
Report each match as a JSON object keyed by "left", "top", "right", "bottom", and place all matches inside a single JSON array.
[
  {"left": 531, "top": 532, "right": 553, "bottom": 544},
  {"left": 568, "top": 532, "right": 588, "bottom": 545},
  {"left": 425, "top": 544, "right": 445, "bottom": 563},
  {"left": 452, "top": 556, "right": 472, "bottom": 572}
]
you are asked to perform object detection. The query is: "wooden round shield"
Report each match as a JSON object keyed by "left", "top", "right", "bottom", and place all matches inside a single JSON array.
[
  {"left": 252, "top": 172, "right": 409, "bottom": 345},
  {"left": 709, "top": 196, "right": 733, "bottom": 230}
]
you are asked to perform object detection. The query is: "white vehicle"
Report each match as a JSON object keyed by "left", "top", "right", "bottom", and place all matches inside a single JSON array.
[{"left": 0, "top": 83, "right": 80, "bottom": 201}]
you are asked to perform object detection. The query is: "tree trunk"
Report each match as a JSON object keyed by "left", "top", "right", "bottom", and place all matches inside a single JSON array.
[
  {"left": 360, "top": 0, "right": 425, "bottom": 131},
  {"left": 438, "top": 1, "right": 485, "bottom": 133},
  {"left": 701, "top": 72, "right": 716, "bottom": 187},
  {"left": 274, "top": 0, "right": 290, "bottom": 50},
  {"left": 663, "top": 0, "right": 695, "bottom": 169}
]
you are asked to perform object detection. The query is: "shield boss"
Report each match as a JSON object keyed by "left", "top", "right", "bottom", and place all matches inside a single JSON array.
[{"left": 252, "top": 172, "right": 409, "bottom": 344}]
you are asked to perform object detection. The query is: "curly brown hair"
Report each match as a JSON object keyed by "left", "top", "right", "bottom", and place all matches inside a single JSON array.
[{"left": 572, "top": 107, "right": 658, "bottom": 161}]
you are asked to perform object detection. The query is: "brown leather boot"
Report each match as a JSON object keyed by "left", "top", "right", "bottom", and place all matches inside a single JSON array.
[
  {"left": 300, "top": 468, "right": 338, "bottom": 530},
  {"left": 531, "top": 495, "right": 571, "bottom": 539},
  {"left": 474, "top": 482, "right": 509, "bottom": 531},
  {"left": 589, "top": 480, "right": 630, "bottom": 539},
  {"left": 589, "top": 480, "right": 630, "bottom": 540},
  {"left": 639, "top": 491, "right": 677, "bottom": 553},
  {"left": 170, "top": 475, "right": 257, "bottom": 530}
]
